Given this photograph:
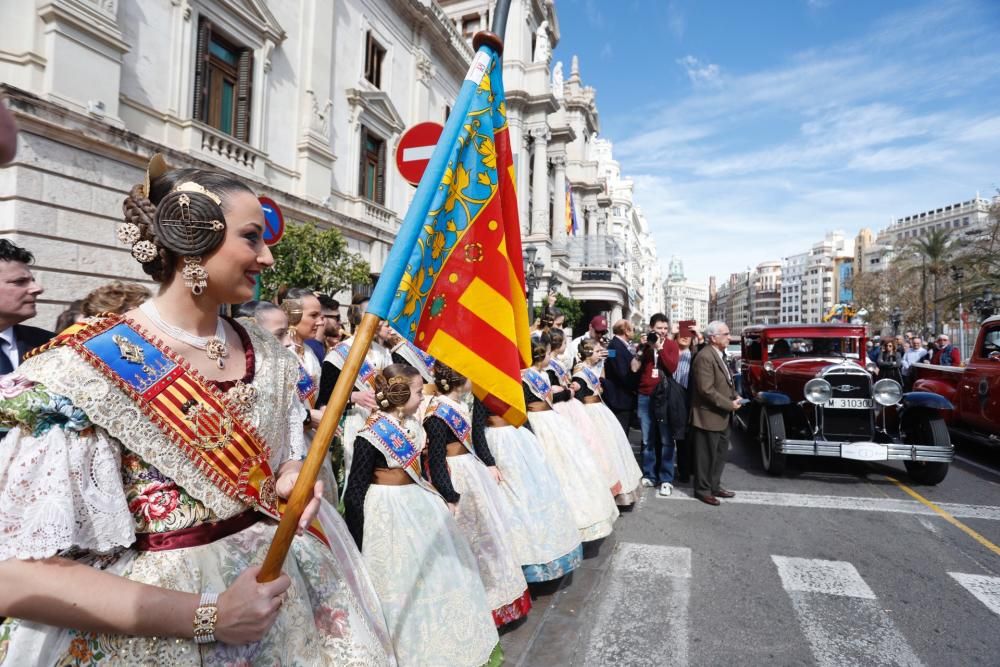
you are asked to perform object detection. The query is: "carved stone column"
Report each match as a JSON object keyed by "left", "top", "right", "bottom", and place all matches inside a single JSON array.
[
  {"left": 551, "top": 154, "right": 567, "bottom": 251},
  {"left": 530, "top": 127, "right": 550, "bottom": 237}
]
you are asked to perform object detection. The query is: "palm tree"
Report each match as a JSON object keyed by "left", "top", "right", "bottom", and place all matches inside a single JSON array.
[{"left": 909, "top": 229, "right": 952, "bottom": 336}]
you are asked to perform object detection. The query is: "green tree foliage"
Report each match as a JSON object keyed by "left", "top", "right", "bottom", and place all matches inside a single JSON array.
[
  {"left": 259, "top": 222, "right": 371, "bottom": 300},
  {"left": 534, "top": 293, "right": 584, "bottom": 328}
]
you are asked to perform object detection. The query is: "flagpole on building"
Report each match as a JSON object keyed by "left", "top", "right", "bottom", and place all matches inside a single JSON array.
[{"left": 257, "top": 0, "right": 514, "bottom": 583}]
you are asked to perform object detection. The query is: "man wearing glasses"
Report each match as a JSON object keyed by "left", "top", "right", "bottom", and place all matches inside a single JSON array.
[{"left": 689, "top": 321, "right": 743, "bottom": 506}]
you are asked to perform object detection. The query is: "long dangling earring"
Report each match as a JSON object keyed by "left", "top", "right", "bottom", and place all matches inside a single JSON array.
[{"left": 182, "top": 256, "right": 209, "bottom": 295}]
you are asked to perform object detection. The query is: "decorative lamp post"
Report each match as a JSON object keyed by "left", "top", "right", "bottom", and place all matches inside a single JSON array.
[
  {"left": 973, "top": 287, "right": 999, "bottom": 321},
  {"left": 951, "top": 265, "right": 965, "bottom": 357},
  {"left": 523, "top": 245, "right": 544, "bottom": 323},
  {"left": 890, "top": 306, "right": 902, "bottom": 337}
]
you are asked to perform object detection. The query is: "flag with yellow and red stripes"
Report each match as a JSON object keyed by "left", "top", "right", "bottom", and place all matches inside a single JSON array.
[{"left": 368, "top": 44, "right": 531, "bottom": 425}]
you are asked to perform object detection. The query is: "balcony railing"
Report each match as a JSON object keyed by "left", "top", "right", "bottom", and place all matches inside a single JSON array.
[{"left": 566, "top": 234, "right": 625, "bottom": 269}]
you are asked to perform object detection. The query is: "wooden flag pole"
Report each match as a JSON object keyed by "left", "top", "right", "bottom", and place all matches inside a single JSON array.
[
  {"left": 257, "top": 312, "right": 380, "bottom": 582},
  {"left": 257, "top": 0, "right": 515, "bottom": 583}
]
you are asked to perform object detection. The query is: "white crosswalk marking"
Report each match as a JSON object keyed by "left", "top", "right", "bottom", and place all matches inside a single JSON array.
[
  {"left": 949, "top": 572, "right": 1000, "bottom": 618},
  {"left": 582, "top": 542, "right": 691, "bottom": 666},
  {"left": 772, "top": 556, "right": 924, "bottom": 667}
]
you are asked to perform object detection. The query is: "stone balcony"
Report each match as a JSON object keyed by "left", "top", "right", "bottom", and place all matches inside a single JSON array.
[{"left": 187, "top": 122, "right": 266, "bottom": 179}]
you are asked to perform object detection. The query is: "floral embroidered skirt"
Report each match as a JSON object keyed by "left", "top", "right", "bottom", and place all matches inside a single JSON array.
[
  {"left": 361, "top": 484, "right": 498, "bottom": 667},
  {"left": 484, "top": 424, "right": 583, "bottom": 581},
  {"left": 0, "top": 518, "right": 395, "bottom": 666},
  {"left": 581, "top": 402, "right": 644, "bottom": 506},
  {"left": 526, "top": 410, "right": 619, "bottom": 543},
  {"left": 446, "top": 453, "right": 531, "bottom": 626},
  {"left": 554, "top": 399, "right": 623, "bottom": 495}
]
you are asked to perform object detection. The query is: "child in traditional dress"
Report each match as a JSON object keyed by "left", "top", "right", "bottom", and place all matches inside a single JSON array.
[
  {"left": 472, "top": 396, "right": 583, "bottom": 582},
  {"left": 521, "top": 333, "right": 619, "bottom": 542},
  {"left": 574, "top": 340, "right": 644, "bottom": 506},
  {"left": 424, "top": 362, "right": 531, "bottom": 626},
  {"left": 344, "top": 364, "right": 500, "bottom": 666}
]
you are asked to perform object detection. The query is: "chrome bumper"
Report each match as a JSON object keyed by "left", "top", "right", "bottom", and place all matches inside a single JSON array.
[{"left": 779, "top": 439, "right": 954, "bottom": 463}]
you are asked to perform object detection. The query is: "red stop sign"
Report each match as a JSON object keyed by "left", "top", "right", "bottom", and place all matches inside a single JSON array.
[{"left": 396, "top": 122, "right": 444, "bottom": 186}]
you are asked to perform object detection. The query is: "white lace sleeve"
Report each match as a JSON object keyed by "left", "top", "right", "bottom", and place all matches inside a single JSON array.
[
  {"left": 0, "top": 426, "right": 135, "bottom": 560},
  {"left": 284, "top": 394, "right": 310, "bottom": 462}
]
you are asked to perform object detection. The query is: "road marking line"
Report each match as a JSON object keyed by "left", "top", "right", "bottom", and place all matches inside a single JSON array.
[
  {"left": 772, "top": 556, "right": 875, "bottom": 599},
  {"left": 662, "top": 487, "right": 1000, "bottom": 521},
  {"left": 949, "top": 572, "right": 1000, "bottom": 618},
  {"left": 581, "top": 543, "right": 690, "bottom": 666},
  {"left": 886, "top": 476, "right": 1000, "bottom": 558},
  {"left": 772, "top": 556, "right": 924, "bottom": 667},
  {"left": 955, "top": 455, "right": 1000, "bottom": 480}
]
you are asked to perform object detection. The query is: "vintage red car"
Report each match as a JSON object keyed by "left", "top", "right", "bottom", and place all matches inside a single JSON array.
[
  {"left": 739, "top": 324, "right": 954, "bottom": 484},
  {"left": 913, "top": 315, "right": 1000, "bottom": 445}
]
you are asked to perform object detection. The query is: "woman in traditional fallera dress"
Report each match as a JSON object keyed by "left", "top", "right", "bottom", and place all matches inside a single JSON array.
[
  {"left": 318, "top": 306, "right": 393, "bottom": 492},
  {"left": 546, "top": 328, "right": 622, "bottom": 498},
  {"left": 343, "top": 364, "right": 500, "bottom": 667},
  {"left": 472, "top": 396, "right": 583, "bottom": 583},
  {"left": 521, "top": 334, "right": 619, "bottom": 543},
  {"left": 423, "top": 363, "right": 530, "bottom": 626},
  {"left": 573, "top": 341, "right": 644, "bottom": 506},
  {"left": 0, "top": 162, "right": 394, "bottom": 664}
]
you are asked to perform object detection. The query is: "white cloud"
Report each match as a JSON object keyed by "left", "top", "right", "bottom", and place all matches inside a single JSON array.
[
  {"left": 605, "top": 1, "right": 1000, "bottom": 284},
  {"left": 676, "top": 55, "right": 721, "bottom": 85}
]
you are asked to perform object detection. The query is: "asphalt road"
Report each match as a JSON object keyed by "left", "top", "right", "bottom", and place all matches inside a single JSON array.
[{"left": 499, "top": 425, "right": 1000, "bottom": 666}]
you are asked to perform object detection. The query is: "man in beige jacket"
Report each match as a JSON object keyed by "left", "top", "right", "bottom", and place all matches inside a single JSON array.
[{"left": 690, "top": 320, "right": 743, "bottom": 505}]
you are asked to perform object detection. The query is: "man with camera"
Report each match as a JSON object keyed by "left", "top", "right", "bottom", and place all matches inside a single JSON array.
[{"left": 636, "top": 313, "right": 680, "bottom": 497}]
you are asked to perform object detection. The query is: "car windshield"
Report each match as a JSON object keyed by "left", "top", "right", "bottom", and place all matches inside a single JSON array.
[{"left": 766, "top": 337, "right": 861, "bottom": 359}]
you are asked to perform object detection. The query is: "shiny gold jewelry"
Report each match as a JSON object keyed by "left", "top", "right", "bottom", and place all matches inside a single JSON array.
[
  {"left": 182, "top": 256, "right": 209, "bottom": 296},
  {"left": 225, "top": 381, "right": 258, "bottom": 417},
  {"left": 131, "top": 240, "right": 158, "bottom": 263},
  {"left": 192, "top": 592, "right": 219, "bottom": 645},
  {"left": 174, "top": 181, "right": 223, "bottom": 206},
  {"left": 117, "top": 222, "right": 141, "bottom": 246}
]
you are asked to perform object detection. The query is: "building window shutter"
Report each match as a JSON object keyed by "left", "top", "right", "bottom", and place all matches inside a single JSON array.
[
  {"left": 193, "top": 19, "right": 212, "bottom": 121},
  {"left": 376, "top": 139, "right": 386, "bottom": 205},
  {"left": 235, "top": 49, "right": 253, "bottom": 142},
  {"left": 358, "top": 126, "right": 368, "bottom": 197}
]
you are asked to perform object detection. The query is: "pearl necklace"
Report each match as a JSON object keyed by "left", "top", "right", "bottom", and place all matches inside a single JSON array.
[{"left": 140, "top": 301, "right": 229, "bottom": 369}]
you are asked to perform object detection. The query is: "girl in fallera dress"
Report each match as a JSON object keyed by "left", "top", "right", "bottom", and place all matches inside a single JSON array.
[
  {"left": 472, "top": 395, "right": 583, "bottom": 583},
  {"left": 0, "top": 160, "right": 394, "bottom": 665},
  {"left": 573, "top": 341, "right": 644, "bottom": 506},
  {"left": 521, "top": 333, "right": 619, "bottom": 542},
  {"left": 317, "top": 304, "right": 393, "bottom": 491},
  {"left": 344, "top": 364, "right": 500, "bottom": 667},
  {"left": 546, "top": 329, "right": 622, "bottom": 499},
  {"left": 423, "top": 362, "right": 531, "bottom": 627}
]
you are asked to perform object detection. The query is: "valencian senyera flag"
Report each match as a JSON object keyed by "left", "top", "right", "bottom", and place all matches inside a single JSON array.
[
  {"left": 366, "top": 44, "right": 532, "bottom": 426},
  {"left": 565, "top": 184, "right": 578, "bottom": 236}
]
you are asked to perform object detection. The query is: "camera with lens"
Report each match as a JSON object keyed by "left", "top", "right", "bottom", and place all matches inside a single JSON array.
[{"left": 645, "top": 332, "right": 658, "bottom": 345}]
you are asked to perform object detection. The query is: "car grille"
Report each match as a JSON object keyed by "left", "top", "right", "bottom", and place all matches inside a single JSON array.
[{"left": 822, "top": 371, "right": 873, "bottom": 438}]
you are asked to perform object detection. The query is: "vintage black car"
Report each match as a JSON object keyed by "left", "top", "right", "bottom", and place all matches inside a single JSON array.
[{"left": 740, "top": 324, "right": 954, "bottom": 484}]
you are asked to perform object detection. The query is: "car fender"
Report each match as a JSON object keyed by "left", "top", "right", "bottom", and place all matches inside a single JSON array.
[
  {"left": 900, "top": 391, "right": 954, "bottom": 412},
  {"left": 911, "top": 377, "right": 958, "bottom": 404},
  {"left": 754, "top": 391, "right": 791, "bottom": 407}
]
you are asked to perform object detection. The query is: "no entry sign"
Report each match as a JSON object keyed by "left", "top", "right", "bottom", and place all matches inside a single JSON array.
[
  {"left": 396, "top": 122, "right": 444, "bottom": 186},
  {"left": 258, "top": 196, "right": 284, "bottom": 246}
]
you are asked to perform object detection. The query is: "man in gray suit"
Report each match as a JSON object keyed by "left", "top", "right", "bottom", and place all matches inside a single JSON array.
[{"left": 690, "top": 320, "right": 742, "bottom": 506}]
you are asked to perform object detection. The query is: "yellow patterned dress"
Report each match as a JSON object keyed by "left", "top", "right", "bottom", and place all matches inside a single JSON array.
[{"left": 0, "top": 315, "right": 395, "bottom": 666}]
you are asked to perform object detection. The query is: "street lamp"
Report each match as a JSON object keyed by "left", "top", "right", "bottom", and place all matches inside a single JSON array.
[
  {"left": 951, "top": 265, "right": 965, "bottom": 357},
  {"left": 523, "top": 245, "right": 544, "bottom": 322},
  {"left": 973, "top": 286, "right": 999, "bottom": 321},
  {"left": 890, "top": 306, "right": 902, "bottom": 336}
]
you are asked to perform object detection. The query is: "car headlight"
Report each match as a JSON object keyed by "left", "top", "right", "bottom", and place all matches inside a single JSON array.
[
  {"left": 866, "top": 362, "right": 878, "bottom": 374},
  {"left": 804, "top": 378, "right": 832, "bottom": 405},
  {"left": 873, "top": 378, "right": 902, "bottom": 406},
  {"left": 764, "top": 361, "right": 774, "bottom": 373}
]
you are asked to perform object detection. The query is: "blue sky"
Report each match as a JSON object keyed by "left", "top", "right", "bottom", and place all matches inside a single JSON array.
[{"left": 552, "top": 0, "right": 1000, "bottom": 286}]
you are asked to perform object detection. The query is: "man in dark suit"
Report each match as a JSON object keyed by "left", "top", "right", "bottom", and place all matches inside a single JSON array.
[
  {"left": 0, "top": 240, "right": 52, "bottom": 373},
  {"left": 604, "top": 318, "right": 639, "bottom": 434},
  {"left": 690, "top": 320, "right": 742, "bottom": 506}
]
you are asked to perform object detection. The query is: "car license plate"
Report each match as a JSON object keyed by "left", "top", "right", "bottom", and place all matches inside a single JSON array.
[
  {"left": 826, "top": 397, "right": 873, "bottom": 409},
  {"left": 841, "top": 442, "right": 888, "bottom": 461}
]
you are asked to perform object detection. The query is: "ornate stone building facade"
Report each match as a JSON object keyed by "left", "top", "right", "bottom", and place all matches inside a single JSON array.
[{"left": 2, "top": 0, "right": 663, "bottom": 330}]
